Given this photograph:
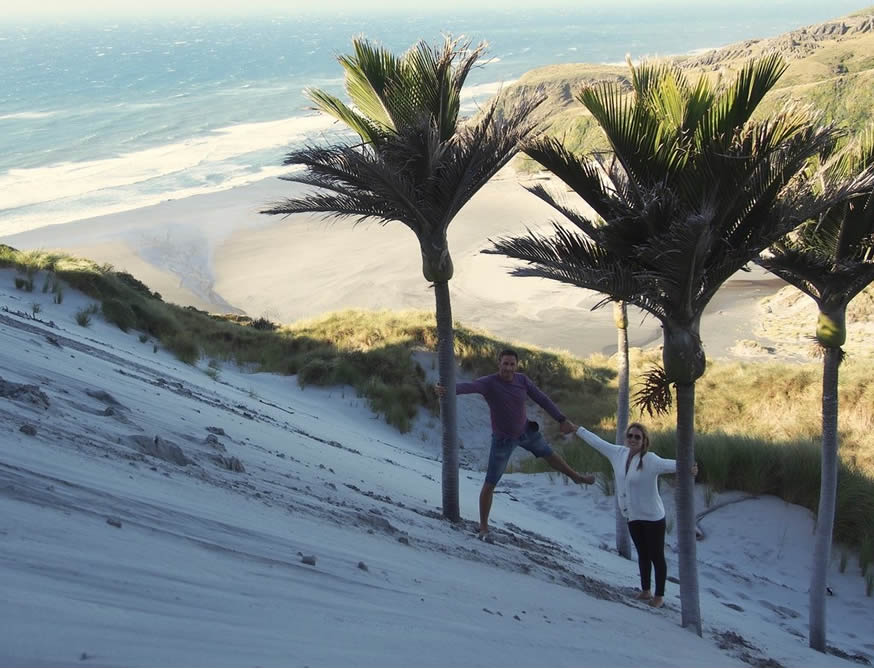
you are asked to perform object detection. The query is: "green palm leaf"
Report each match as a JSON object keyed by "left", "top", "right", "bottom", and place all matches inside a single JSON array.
[
  {"left": 306, "top": 89, "right": 384, "bottom": 143},
  {"left": 702, "top": 52, "right": 787, "bottom": 142}
]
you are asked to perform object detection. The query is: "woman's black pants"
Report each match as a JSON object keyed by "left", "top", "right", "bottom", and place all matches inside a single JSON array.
[{"left": 627, "top": 517, "right": 667, "bottom": 596}]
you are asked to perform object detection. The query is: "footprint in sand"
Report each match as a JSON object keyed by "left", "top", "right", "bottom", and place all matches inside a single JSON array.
[{"left": 758, "top": 599, "right": 800, "bottom": 619}]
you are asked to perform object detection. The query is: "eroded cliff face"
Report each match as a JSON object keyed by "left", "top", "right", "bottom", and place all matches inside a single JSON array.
[{"left": 678, "top": 12, "right": 874, "bottom": 69}]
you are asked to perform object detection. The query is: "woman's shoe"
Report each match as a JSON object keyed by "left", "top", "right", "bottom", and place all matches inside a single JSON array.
[
  {"left": 649, "top": 596, "right": 664, "bottom": 608},
  {"left": 634, "top": 590, "right": 653, "bottom": 601}
]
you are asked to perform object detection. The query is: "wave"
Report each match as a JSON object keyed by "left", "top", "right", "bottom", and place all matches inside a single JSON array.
[
  {"left": 0, "top": 111, "right": 57, "bottom": 121},
  {"left": 0, "top": 114, "right": 338, "bottom": 215},
  {"left": 0, "top": 76, "right": 530, "bottom": 235},
  {"left": 461, "top": 79, "right": 518, "bottom": 100},
  {"left": 0, "top": 163, "right": 301, "bottom": 237}
]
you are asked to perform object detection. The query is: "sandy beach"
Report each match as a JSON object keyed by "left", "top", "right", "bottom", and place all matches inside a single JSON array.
[{"left": 0, "top": 167, "right": 791, "bottom": 361}]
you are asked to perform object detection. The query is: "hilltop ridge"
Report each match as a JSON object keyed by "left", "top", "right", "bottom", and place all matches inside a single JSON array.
[
  {"left": 505, "top": 5, "right": 874, "bottom": 161},
  {"left": 678, "top": 6, "right": 874, "bottom": 67}
]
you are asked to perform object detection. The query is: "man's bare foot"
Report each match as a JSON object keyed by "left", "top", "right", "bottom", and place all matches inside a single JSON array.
[
  {"left": 476, "top": 529, "right": 494, "bottom": 544},
  {"left": 634, "top": 590, "right": 653, "bottom": 601},
  {"left": 649, "top": 596, "right": 664, "bottom": 608}
]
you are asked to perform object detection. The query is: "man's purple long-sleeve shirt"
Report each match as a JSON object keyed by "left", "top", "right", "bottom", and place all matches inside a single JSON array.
[{"left": 456, "top": 373, "right": 566, "bottom": 439}]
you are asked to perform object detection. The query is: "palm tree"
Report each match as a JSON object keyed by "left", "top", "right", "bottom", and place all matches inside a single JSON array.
[
  {"left": 486, "top": 54, "right": 845, "bottom": 634},
  {"left": 756, "top": 127, "right": 874, "bottom": 652},
  {"left": 613, "top": 300, "right": 633, "bottom": 559},
  {"left": 261, "top": 37, "right": 542, "bottom": 521}
]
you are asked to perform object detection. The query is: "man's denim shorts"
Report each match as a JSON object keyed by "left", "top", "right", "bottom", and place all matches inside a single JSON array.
[{"left": 485, "top": 421, "right": 553, "bottom": 485}]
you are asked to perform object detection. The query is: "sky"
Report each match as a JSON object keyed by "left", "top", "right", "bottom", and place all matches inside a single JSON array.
[
  {"left": 1, "top": 0, "right": 860, "bottom": 19},
  {"left": 1, "top": 0, "right": 566, "bottom": 17}
]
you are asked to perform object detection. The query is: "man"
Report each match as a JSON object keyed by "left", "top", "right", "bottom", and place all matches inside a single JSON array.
[{"left": 436, "top": 348, "right": 595, "bottom": 540}]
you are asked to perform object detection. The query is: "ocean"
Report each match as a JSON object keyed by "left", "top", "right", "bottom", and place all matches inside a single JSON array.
[{"left": 0, "top": 1, "right": 868, "bottom": 236}]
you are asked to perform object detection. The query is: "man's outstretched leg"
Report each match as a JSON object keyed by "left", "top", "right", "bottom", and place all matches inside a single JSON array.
[
  {"left": 544, "top": 453, "right": 595, "bottom": 485},
  {"left": 479, "top": 481, "right": 496, "bottom": 537}
]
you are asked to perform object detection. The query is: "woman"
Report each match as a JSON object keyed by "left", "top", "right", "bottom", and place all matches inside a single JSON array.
[{"left": 571, "top": 421, "right": 697, "bottom": 608}]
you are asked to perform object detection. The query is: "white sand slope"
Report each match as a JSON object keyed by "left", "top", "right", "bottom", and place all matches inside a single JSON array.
[{"left": 1, "top": 266, "right": 872, "bottom": 667}]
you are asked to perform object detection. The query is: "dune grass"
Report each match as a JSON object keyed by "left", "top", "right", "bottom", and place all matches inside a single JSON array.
[{"left": 2, "top": 245, "right": 873, "bottom": 556}]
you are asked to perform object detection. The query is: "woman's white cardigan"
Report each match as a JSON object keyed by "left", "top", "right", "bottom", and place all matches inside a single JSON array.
[{"left": 576, "top": 426, "right": 677, "bottom": 522}]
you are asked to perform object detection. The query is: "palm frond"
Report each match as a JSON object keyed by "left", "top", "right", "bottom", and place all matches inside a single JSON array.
[
  {"left": 523, "top": 136, "right": 626, "bottom": 222},
  {"left": 630, "top": 58, "right": 686, "bottom": 102},
  {"left": 484, "top": 225, "right": 669, "bottom": 319},
  {"left": 757, "top": 246, "right": 828, "bottom": 302},
  {"left": 267, "top": 142, "right": 432, "bottom": 233},
  {"left": 633, "top": 366, "right": 673, "bottom": 417},
  {"left": 261, "top": 189, "right": 402, "bottom": 227},
  {"left": 694, "top": 116, "right": 837, "bottom": 256},
  {"left": 485, "top": 226, "right": 635, "bottom": 294},
  {"left": 522, "top": 183, "right": 602, "bottom": 239},
  {"left": 338, "top": 38, "right": 402, "bottom": 131},
  {"left": 577, "top": 80, "right": 663, "bottom": 187},
  {"left": 266, "top": 37, "right": 543, "bottom": 250},
  {"left": 841, "top": 264, "right": 874, "bottom": 303},
  {"left": 702, "top": 53, "right": 787, "bottom": 142},
  {"left": 306, "top": 89, "right": 384, "bottom": 143},
  {"left": 391, "top": 40, "right": 453, "bottom": 138},
  {"left": 825, "top": 126, "right": 874, "bottom": 259},
  {"left": 429, "top": 94, "right": 544, "bottom": 230}
]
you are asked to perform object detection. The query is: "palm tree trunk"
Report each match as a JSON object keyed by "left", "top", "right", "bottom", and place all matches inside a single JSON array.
[
  {"left": 809, "top": 345, "right": 841, "bottom": 651},
  {"left": 613, "top": 301, "right": 632, "bottom": 560},
  {"left": 434, "top": 279, "right": 460, "bottom": 522},
  {"left": 675, "top": 382, "right": 702, "bottom": 635}
]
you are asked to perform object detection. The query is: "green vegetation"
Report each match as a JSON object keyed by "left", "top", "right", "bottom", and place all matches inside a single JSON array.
[
  {"left": 861, "top": 534, "right": 874, "bottom": 577},
  {"left": 74, "top": 304, "right": 99, "bottom": 327}
]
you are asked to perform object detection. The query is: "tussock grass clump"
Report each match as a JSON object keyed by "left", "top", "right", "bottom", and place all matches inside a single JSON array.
[
  {"left": 859, "top": 534, "right": 874, "bottom": 577},
  {"left": 252, "top": 316, "right": 278, "bottom": 331},
  {"left": 165, "top": 332, "right": 200, "bottom": 364},
  {"left": 74, "top": 304, "right": 99, "bottom": 327},
  {"left": 130, "top": 301, "right": 180, "bottom": 339},
  {"left": 102, "top": 298, "right": 137, "bottom": 332}
]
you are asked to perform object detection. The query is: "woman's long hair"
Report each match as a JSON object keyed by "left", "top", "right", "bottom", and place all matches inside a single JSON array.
[{"left": 624, "top": 422, "right": 650, "bottom": 473}]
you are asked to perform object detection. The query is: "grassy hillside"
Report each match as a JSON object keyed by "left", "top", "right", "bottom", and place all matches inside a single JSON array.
[{"left": 506, "top": 6, "right": 874, "bottom": 172}]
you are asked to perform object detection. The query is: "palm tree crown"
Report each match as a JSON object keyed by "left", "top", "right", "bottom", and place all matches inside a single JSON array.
[
  {"left": 758, "top": 126, "right": 874, "bottom": 347},
  {"left": 490, "top": 54, "right": 841, "bottom": 385},
  {"left": 264, "top": 37, "right": 542, "bottom": 282}
]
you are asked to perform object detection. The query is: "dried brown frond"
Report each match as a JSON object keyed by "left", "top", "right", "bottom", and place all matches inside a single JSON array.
[{"left": 633, "top": 366, "right": 673, "bottom": 417}]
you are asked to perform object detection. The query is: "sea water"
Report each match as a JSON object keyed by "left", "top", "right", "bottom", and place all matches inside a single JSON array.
[{"left": 0, "top": 1, "right": 867, "bottom": 235}]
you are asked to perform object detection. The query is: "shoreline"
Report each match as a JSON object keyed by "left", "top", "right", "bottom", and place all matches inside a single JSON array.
[{"left": 0, "top": 168, "right": 795, "bottom": 362}]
